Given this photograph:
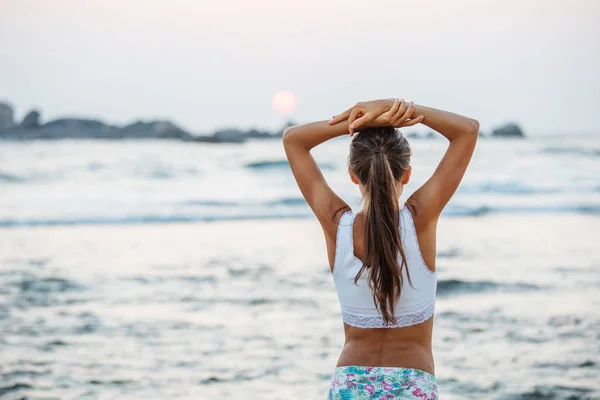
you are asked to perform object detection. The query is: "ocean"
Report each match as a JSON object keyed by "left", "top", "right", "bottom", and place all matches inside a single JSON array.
[{"left": 1, "top": 134, "right": 599, "bottom": 399}]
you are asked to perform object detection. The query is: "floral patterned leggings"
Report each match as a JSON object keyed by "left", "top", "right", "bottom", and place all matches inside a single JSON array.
[{"left": 328, "top": 366, "right": 438, "bottom": 400}]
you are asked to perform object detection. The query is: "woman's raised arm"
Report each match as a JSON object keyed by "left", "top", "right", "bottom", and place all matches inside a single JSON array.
[
  {"left": 404, "top": 104, "right": 479, "bottom": 222},
  {"left": 331, "top": 100, "right": 479, "bottom": 223},
  {"left": 284, "top": 99, "right": 423, "bottom": 237},
  {"left": 282, "top": 121, "right": 351, "bottom": 241}
]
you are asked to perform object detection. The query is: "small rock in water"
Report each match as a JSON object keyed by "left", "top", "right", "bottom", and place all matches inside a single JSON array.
[
  {"left": 20, "top": 110, "right": 41, "bottom": 129},
  {"left": 39, "top": 118, "right": 119, "bottom": 139},
  {"left": 213, "top": 129, "right": 247, "bottom": 143},
  {"left": 492, "top": 123, "right": 525, "bottom": 138},
  {"left": 0, "top": 102, "right": 15, "bottom": 131},
  {"left": 246, "top": 129, "right": 272, "bottom": 139},
  {"left": 119, "top": 120, "right": 192, "bottom": 139}
]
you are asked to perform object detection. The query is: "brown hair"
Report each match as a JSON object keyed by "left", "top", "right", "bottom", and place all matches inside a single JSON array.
[{"left": 348, "top": 127, "right": 412, "bottom": 325}]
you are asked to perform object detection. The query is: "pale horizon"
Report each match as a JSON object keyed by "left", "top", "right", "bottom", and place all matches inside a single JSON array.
[{"left": 1, "top": 0, "right": 599, "bottom": 135}]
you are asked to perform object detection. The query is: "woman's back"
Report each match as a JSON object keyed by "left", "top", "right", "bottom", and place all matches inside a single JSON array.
[
  {"left": 334, "top": 205, "right": 437, "bottom": 375},
  {"left": 283, "top": 98, "right": 478, "bottom": 398}
]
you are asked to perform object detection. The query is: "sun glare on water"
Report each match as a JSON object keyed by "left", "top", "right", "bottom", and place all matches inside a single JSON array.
[{"left": 271, "top": 91, "right": 297, "bottom": 114}]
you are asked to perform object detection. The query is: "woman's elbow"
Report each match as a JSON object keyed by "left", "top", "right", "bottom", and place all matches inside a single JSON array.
[
  {"left": 282, "top": 126, "right": 297, "bottom": 147},
  {"left": 466, "top": 118, "right": 480, "bottom": 136}
]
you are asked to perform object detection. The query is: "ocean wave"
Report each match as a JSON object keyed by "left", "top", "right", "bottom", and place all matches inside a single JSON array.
[
  {"left": 437, "top": 248, "right": 461, "bottom": 258},
  {"left": 533, "top": 360, "right": 596, "bottom": 370},
  {"left": 437, "top": 279, "right": 540, "bottom": 296},
  {"left": 445, "top": 206, "right": 492, "bottom": 217},
  {"left": 445, "top": 204, "right": 600, "bottom": 217},
  {"left": 542, "top": 146, "right": 600, "bottom": 157},
  {"left": 134, "top": 164, "right": 200, "bottom": 180},
  {"left": 181, "top": 200, "right": 240, "bottom": 207},
  {"left": 126, "top": 274, "right": 217, "bottom": 285},
  {"left": 88, "top": 379, "right": 133, "bottom": 386},
  {"left": 2, "top": 203, "right": 599, "bottom": 227},
  {"left": 245, "top": 160, "right": 289, "bottom": 169},
  {"left": 518, "top": 385, "right": 596, "bottom": 399},
  {"left": 458, "top": 182, "right": 557, "bottom": 195},
  {"left": 1, "top": 369, "right": 50, "bottom": 380},
  {"left": 0, "top": 213, "right": 311, "bottom": 227},
  {"left": 264, "top": 197, "right": 306, "bottom": 206},
  {"left": 18, "top": 277, "right": 83, "bottom": 293},
  {"left": 0, "top": 171, "right": 26, "bottom": 183},
  {"left": 199, "top": 371, "right": 275, "bottom": 385},
  {"left": 0, "top": 383, "right": 34, "bottom": 396},
  {"left": 245, "top": 160, "right": 334, "bottom": 170},
  {"left": 180, "top": 296, "right": 318, "bottom": 308},
  {"left": 0, "top": 163, "right": 200, "bottom": 184},
  {"left": 1, "top": 273, "right": 88, "bottom": 309},
  {"left": 181, "top": 198, "right": 306, "bottom": 207}
]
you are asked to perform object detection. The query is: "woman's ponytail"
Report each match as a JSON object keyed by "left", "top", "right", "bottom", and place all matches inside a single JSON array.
[{"left": 350, "top": 128, "right": 411, "bottom": 326}]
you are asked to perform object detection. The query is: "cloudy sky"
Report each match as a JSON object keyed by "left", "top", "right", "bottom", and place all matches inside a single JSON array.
[{"left": 1, "top": 0, "right": 599, "bottom": 135}]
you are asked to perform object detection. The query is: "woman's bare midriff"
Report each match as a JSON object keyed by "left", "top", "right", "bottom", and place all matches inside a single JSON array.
[{"left": 336, "top": 317, "right": 435, "bottom": 376}]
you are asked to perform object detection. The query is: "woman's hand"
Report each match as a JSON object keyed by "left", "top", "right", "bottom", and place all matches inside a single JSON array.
[{"left": 329, "top": 99, "right": 424, "bottom": 135}]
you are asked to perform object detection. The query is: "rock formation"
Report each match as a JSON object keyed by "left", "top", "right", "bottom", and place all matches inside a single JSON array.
[
  {"left": 39, "top": 119, "right": 119, "bottom": 139},
  {"left": 0, "top": 102, "right": 15, "bottom": 131},
  {"left": 0, "top": 100, "right": 526, "bottom": 142},
  {"left": 119, "top": 120, "right": 192, "bottom": 139},
  {"left": 213, "top": 129, "right": 248, "bottom": 143},
  {"left": 492, "top": 123, "right": 524, "bottom": 138},
  {"left": 20, "top": 110, "right": 41, "bottom": 129}
]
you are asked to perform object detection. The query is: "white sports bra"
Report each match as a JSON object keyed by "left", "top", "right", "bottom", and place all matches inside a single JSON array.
[{"left": 332, "top": 205, "right": 437, "bottom": 328}]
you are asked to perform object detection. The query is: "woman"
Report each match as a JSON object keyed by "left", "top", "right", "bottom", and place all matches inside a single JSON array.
[{"left": 282, "top": 98, "right": 478, "bottom": 399}]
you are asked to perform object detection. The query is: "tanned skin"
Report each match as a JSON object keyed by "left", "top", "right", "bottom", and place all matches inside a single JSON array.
[{"left": 283, "top": 98, "right": 479, "bottom": 375}]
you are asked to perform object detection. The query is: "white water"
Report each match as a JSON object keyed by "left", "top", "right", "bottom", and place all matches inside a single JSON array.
[{"left": 1, "top": 135, "right": 599, "bottom": 226}]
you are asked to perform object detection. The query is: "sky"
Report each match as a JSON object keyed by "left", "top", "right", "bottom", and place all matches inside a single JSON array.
[{"left": 1, "top": 0, "right": 599, "bottom": 135}]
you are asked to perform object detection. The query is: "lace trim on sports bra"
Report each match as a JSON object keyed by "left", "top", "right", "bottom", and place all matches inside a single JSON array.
[{"left": 342, "top": 301, "right": 435, "bottom": 329}]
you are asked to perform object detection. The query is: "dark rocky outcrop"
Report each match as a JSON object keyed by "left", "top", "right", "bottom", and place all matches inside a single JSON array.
[
  {"left": 0, "top": 102, "right": 15, "bottom": 131},
  {"left": 20, "top": 110, "right": 41, "bottom": 129},
  {"left": 213, "top": 129, "right": 248, "bottom": 143},
  {"left": 38, "top": 118, "right": 119, "bottom": 139},
  {"left": 119, "top": 120, "right": 192, "bottom": 140},
  {"left": 0, "top": 118, "right": 116, "bottom": 139},
  {"left": 246, "top": 129, "right": 272, "bottom": 139},
  {"left": 0, "top": 102, "right": 286, "bottom": 142},
  {"left": 183, "top": 128, "right": 278, "bottom": 143},
  {"left": 492, "top": 123, "right": 524, "bottom": 138},
  {"left": 0, "top": 100, "right": 527, "bottom": 143}
]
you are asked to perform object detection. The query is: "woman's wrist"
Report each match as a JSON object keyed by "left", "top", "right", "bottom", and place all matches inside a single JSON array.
[
  {"left": 379, "top": 98, "right": 398, "bottom": 115},
  {"left": 329, "top": 98, "right": 423, "bottom": 133}
]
